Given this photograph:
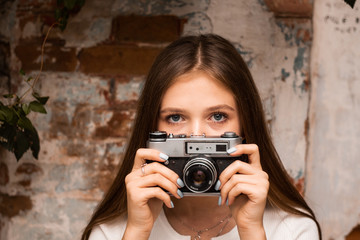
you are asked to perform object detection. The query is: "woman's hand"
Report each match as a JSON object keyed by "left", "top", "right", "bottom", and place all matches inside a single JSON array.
[
  {"left": 123, "top": 148, "right": 184, "bottom": 240},
  {"left": 217, "top": 144, "right": 269, "bottom": 239}
]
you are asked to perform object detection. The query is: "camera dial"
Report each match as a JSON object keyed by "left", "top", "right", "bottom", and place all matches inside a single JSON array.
[
  {"left": 149, "top": 131, "right": 167, "bottom": 142},
  {"left": 221, "top": 132, "right": 238, "bottom": 138}
]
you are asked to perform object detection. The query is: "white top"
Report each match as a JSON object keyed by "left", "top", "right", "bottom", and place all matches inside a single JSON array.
[{"left": 89, "top": 206, "right": 319, "bottom": 240}]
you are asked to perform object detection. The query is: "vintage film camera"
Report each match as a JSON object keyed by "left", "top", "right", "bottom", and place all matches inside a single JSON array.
[{"left": 147, "top": 131, "right": 248, "bottom": 195}]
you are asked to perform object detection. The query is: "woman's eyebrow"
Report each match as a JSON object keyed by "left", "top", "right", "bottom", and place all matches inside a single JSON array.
[
  {"left": 206, "top": 104, "right": 236, "bottom": 112},
  {"left": 160, "top": 105, "right": 235, "bottom": 114},
  {"left": 159, "top": 107, "right": 186, "bottom": 114}
]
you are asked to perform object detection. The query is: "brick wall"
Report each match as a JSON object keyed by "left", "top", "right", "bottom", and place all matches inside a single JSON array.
[{"left": 1, "top": 1, "right": 187, "bottom": 239}]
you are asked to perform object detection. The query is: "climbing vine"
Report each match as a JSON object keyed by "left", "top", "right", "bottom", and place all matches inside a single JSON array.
[{"left": 0, "top": 0, "right": 85, "bottom": 161}]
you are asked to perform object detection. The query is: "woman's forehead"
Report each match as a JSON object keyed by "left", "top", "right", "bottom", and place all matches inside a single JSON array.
[{"left": 160, "top": 71, "right": 237, "bottom": 109}]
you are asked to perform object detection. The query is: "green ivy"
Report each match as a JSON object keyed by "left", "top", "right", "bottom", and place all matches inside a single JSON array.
[
  {"left": 55, "top": 0, "right": 85, "bottom": 31},
  {"left": 0, "top": 0, "right": 85, "bottom": 161},
  {"left": 0, "top": 73, "right": 49, "bottom": 161}
]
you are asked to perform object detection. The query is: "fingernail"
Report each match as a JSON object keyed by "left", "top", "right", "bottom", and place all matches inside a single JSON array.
[
  {"left": 170, "top": 201, "right": 174, "bottom": 208},
  {"left": 177, "top": 178, "right": 185, "bottom": 188},
  {"left": 227, "top": 147, "right": 236, "bottom": 154},
  {"left": 218, "top": 196, "right": 222, "bottom": 206},
  {"left": 159, "top": 153, "right": 169, "bottom": 160},
  {"left": 214, "top": 180, "right": 221, "bottom": 191},
  {"left": 177, "top": 189, "right": 184, "bottom": 198},
  {"left": 226, "top": 198, "right": 229, "bottom": 206}
]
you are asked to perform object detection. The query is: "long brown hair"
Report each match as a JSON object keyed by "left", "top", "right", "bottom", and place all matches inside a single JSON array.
[{"left": 81, "top": 34, "right": 321, "bottom": 239}]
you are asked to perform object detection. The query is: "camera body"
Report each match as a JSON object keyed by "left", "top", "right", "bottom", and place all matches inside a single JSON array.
[{"left": 147, "top": 131, "right": 247, "bottom": 196}]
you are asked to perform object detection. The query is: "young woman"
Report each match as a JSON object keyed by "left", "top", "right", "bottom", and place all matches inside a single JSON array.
[{"left": 81, "top": 34, "right": 321, "bottom": 240}]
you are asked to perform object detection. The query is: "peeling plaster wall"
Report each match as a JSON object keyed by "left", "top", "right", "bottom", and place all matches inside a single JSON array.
[
  {"left": 307, "top": 0, "right": 360, "bottom": 239},
  {"left": 0, "top": 0, "right": 357, "bottom": 239},
  {"left": 205, "top": 1, "right": 312, "bottom": 190}
]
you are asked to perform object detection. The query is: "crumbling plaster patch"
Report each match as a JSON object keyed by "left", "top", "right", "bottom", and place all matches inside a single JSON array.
[
  {"left": 207, "top": 0, "right": 311, "bottom": 181},
  {"left": 307, "top": 0, "right": 360, "bottom": 239}
]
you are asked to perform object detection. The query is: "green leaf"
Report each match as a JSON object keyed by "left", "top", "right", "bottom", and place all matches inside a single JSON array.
[
  {"left": 14, "top": 130, "right": 30, "bottom": 161},
  {"left": 26, "top": 77, "right": 33, "bottom": 82},
  {"left": 28, "top": 127, "right": 40, "bottom": 159},
  {"left": 22, "top": 104, "right": 31, "bottom": 115},
  {"left": 0, "top": 105, "right": 17, "bottom": 123},
  {"left": 0, "top": 108, "right": 8, "bottom": 121},
  {"left": 18, "top": 116, "right": 35, "bottom": 132},
  {"left": 32, "top": 92, "right": 40, "bottom": 98},
  {"left": 19, "top": 69, "right": 26, "bottom": 76},
  {"left": 55, "top": 9, "right": 61, "bottom": 20},
  {"left": 57, "top": 0, "right": 64, "bottom": 6},
  {"left": 32, "top": 93, "right": 49, "bottom": 105},
  {"left": 3, "top": 94, "right": 14, "bottom": 99},
  {"left": 78, "top": 0, "right": 85, "bottom": 7},
  {"left": 58, "top": 11, "right": 69, "bottom": 31},
  {"left": 29, "top": 101, "right": 47, "bottom": 114},
  {"left": 0, "top": 119, "right": 40, "bottom": 161},
  {"left": 64, "top": 0, "right": 76, "bottom": 9},
  {"left": 38, "top": 96, "right": 49, "bottom": 105},
  {"left": 0, "top": 122, "right": 16, "bottom": 152}
]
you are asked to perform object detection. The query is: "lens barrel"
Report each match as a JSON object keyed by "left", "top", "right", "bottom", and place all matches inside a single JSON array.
[{"left": 183, "top": 156, "right": 217, "bottom": 193}]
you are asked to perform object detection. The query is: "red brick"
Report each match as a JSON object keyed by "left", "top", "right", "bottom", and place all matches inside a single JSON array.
[
  {"left": 0, "top": 41, "right": 10, "bottom": 89},
  {"left": 94, "top": 105, "right": 137, "bottom": 139},
  {"left": 15, "top": 38, "right": 77, "bottom": 72},
  {"left": 18, "top": 13, "right": 58, "bottom": 36},
  {"left": 97, "top": 155, "right": 118, "bottom": 193},
  {"left": 78, "top": 44, "right": 162, "bottom": 75},
  {"left": 0, "top": 163, "right": 9, "bottom": 186},
  {"left": 0, "top": 193, "right": 32, "bottom": 218},
  {"left": 264, "top": 0, "right": 313, "bottom": 18},
  {"left": 0, "top": 41, "right": 10, "bottom": 67},
  {"left": 15, "top": 163, "right": 42, "bottom": 175},
  {"left": 101, "top": 76, "right": 133, "bottom": 106},
  {"left": 346, "top": 225, "right": 360, "bottom": 240},
  {"left": 70, "top": 103, "right": 93, "bottom": 139},
  {"left": 111, "top": 15, "right": 185, "bottom": 43},
  {"left": 17, "top": 0, "right": 56, "bottom": 13},
  {"left": 17, "top": 180, "right": 32, "bottom": 187}
]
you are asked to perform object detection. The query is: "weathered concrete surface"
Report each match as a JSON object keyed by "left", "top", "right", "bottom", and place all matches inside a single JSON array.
[
  {"left": 307, "top": 0, "right": 360, "bottom": 239},
  {"left": 207, "top": 1, "right": 312, "bottom": 191}
]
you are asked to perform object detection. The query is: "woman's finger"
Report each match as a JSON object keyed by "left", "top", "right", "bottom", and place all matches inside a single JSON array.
[
  {"left": 227, "top": 144, "right": 261, "bottom": 169},
  {"left": 133, "top": 148, "right": 169, "bottom": 169},
  {"left": 219, "top": 174, "right": 263, "bottom": 205},
  {"left": 129, "top": 186, "right": 174, "bottom": 209},
  {"left": 137, "top": 162, "right": 185, "bottom": 188},
  {"left": 217, "top": 160, "right": 257, "bottom": 190},
  {"left": 226, "top": 180, "right": 269, "bottom": 206},
  {"left": 134, "top": 173, "right": 183, "bottom": 199}
]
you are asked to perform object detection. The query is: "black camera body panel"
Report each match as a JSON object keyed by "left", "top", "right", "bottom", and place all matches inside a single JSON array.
[{"left": 146, "top": 131, "right": 248, "bottom": 195}]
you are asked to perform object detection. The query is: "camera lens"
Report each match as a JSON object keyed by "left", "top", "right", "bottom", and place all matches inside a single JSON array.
[
  {"left": 183, "top": 157, "right": 217, "bottom": 193},
  {"left": 192, "top": 170, "right": 206, "bottom": 187}
]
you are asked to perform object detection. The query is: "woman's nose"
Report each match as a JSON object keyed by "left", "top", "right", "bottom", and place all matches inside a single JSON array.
[{"left": 189, "top": 120, "right": 205, "bottom": 136}]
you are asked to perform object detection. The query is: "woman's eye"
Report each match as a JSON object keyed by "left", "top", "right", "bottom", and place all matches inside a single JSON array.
[
  {"left": 167, "top": 114, "right": 182, "bottom": 123},
  {"left": 211, "top": 113, "right": 227, "bottom": 122}
]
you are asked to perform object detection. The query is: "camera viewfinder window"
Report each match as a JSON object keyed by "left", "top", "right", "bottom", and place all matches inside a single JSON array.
[{"left": 216, "top": 144, "right": 227, "bottom": 152}]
